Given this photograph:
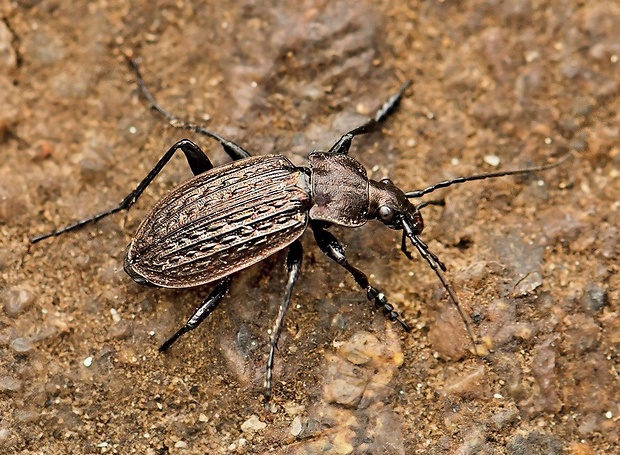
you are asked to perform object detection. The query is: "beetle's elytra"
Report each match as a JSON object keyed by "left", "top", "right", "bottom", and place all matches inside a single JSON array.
[
  {"left": 32, "top": 59, "right": 569, "bottom": 408},
  {"left": 125, "top": 154, "right": 310, "bottom": 288}
]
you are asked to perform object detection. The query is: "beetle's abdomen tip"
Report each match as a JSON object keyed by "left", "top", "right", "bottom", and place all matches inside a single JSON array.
[{"left": 124, "top": 249, "right": 153, "bottom": 286}]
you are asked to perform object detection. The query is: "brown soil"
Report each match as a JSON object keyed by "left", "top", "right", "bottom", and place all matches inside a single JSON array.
[{"left": 1, "top": 1, "right": 618, "bottom": 454}]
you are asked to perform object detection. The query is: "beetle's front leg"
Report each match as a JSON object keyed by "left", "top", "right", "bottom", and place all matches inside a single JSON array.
[
  {"left": 326, "top": 80, "right": 411, "bottom": 155},
  {"left": 311, "top": 223, "right": 411, "bottom": 332},
  {"left": 159, "top": 276, "right": 232, "bottom": 352}
]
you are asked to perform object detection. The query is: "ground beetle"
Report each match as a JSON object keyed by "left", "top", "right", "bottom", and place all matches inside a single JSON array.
[{"left": 32, "top": 59, "right": 569, "bottom": 408}]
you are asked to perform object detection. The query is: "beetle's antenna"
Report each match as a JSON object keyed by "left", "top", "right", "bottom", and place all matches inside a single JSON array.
[
  {"left": 402, "top": 219, "right": 479, "bottom": 354},
  {"left": 405, "top": 152, "right": 573, "bottom": 199}
]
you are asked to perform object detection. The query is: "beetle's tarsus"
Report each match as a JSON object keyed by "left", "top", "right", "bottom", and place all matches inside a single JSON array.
[{"left": 327, "top": 79, "right": 411, "bottom": 155}]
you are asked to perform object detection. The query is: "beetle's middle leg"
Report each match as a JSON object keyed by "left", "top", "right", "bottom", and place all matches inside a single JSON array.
[
  {"left": 129, "top": 58, "right": 251, "bottom": 161},
  {"left": 159, "top": 276, "right": 232, "bottom": 352},
  {"left": 326, "top": 80, "right": 411, "bottom": 155},
  {"left": 263, "top": 240, "right": 303, "bottom": 410},
  {"left": 311, "top": 223, "right": 411, "bottom": 332}
]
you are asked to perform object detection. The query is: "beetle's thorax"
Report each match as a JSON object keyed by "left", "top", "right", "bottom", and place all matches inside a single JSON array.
[
  {"left": 308, "top": 152, "right": 370, "bottom": 227},
  {"left": 307, "top": 152, "right": 423, "bottom": 233}
]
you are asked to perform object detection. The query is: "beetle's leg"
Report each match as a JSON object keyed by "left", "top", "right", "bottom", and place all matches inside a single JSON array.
[
  {"left": 311, "top": 223, "right": 411, "bottom": 332},
  {"left": 159, "top": 276, "right": 232, "bottom": 352},
  {"left": 264, "top": 240, "right": 303, "bottom": 410},
  {"left": 129, "top": 58, "right": 251, "bottom": 161},
  {"left": 400, "top": 230, "right": 446, "bottom": 271},
  {"left": 31, "top": 139, "right": 212, "bottom": 243},
  {"left": 326, "top": 80, "right": 411, "bottom": 155}
]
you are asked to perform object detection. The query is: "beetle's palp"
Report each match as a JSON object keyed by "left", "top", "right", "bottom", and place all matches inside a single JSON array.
[{"left": 402, "top": 219, "right": 478, "bottom": 354}]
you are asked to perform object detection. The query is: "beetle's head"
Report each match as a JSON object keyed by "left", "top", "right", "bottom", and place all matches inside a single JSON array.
[
  {"left": 369, "top": 178, "right": 424, "bottom": 234},
  {"left": 369, "top": 177, "right": 477, "bottom": 351}
]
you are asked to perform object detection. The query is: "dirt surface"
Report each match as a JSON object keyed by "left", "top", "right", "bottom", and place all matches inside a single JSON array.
[{"left": 1, "top": 1, "right": 618, "bottom": 454}]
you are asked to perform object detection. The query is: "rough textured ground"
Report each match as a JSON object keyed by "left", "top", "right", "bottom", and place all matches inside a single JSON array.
[{"left": 1, "top": 1, "right": 618, "bottom": 454}]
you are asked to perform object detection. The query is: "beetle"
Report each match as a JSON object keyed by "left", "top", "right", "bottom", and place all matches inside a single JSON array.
[{"left": 32, "top": 59, "right": 568, "bottom": 408}]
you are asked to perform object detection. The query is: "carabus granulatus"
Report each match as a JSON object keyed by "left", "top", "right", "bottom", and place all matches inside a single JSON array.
[{"left": 32, "top": 59, "right": 569, "bottom": 408}]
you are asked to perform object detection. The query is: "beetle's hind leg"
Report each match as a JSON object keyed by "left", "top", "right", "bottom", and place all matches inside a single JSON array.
[
  {"left": 311, "top": 223, "right": 411, "bottom": 332},
  {"left": 31, "top": 139, "right": 214, "bottom": 243},
  {"left": 159, "top": 276, "right": 232, "bottom": 352},
  {"left": 326, "top": 80, "right": 411, "bottom": 155},
  {"left": 264, "top": 240, "right": 303, "bottom": 410},
  {"left": 128, "top": 57, "right": 251, "bottom": 161}
]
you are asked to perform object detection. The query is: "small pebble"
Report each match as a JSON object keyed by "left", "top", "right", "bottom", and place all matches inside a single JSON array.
[
  {"left": 23, "top": 29, "right": 67, "bottom": 65},
  {"left": 513, "top": 272, "right": 543, "bottom": 296},
  {"left": 2, "top": 288, "right": 35, "bottom": 318},
  {"left": 507, "top": 431, "right": 564, "bottom": 454},
  {"left": 13, "top": 409, "right": 38, "bottom": 423},
  {"left": 338, "top": 331, "right": 381, "bottom": 365},
  {"left": 290, "top": 416, "right": 303, "bottom": 437},
  {"left": 110, "top": 308, "right": 121, "bottom": 323},
  {"left": 10, "top": 337, "right": 34, "bottom": 353},
  {"left": 0, "top": 21, "right": 17, "bottom": 70},
  {"left": 0, "top": 375, "right": 23, "bottom": 392},
  {"left": 240, "top": 414, "right": 266, "bottom": 432},
  {"left": 484, "top": 154, "right": 501, "bottom": 166},
  {"left": 488, "top": 406, "right": 520, "bottom": 430},
  {"left": 581, "top": 283, "right": 608, "bottom": 312}
]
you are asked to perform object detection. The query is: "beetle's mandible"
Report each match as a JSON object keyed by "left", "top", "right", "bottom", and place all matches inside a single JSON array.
[{"left": 32, "top": 59, "right": 569, "bottom": 408}]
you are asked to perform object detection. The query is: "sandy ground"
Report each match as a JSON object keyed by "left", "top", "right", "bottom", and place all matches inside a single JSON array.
[{"left": 1, "top": 0, "right": 618, "bottom": 454}]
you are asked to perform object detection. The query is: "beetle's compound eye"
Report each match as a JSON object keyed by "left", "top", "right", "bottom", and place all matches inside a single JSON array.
[
  {"left": 378, "top": 206, "right": 394, "bottom": 223},
  {"left": 380, "top": 178, "right": 393, "bottom": 185}
]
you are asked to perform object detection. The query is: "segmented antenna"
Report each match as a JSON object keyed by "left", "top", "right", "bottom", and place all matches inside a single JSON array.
[{"left": 406, "top": 152, "right": 573, "bottom": 199}]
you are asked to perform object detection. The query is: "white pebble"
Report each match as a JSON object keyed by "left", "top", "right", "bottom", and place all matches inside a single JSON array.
[
  {"left": 290, "top": 416, "right": 303, "bottom": 437},
  {"left": 241, "top": 414, "right": 267, "bottom": 432},
  {"left": 484, "top": 155, "right": 501, "bottom": 167}
]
